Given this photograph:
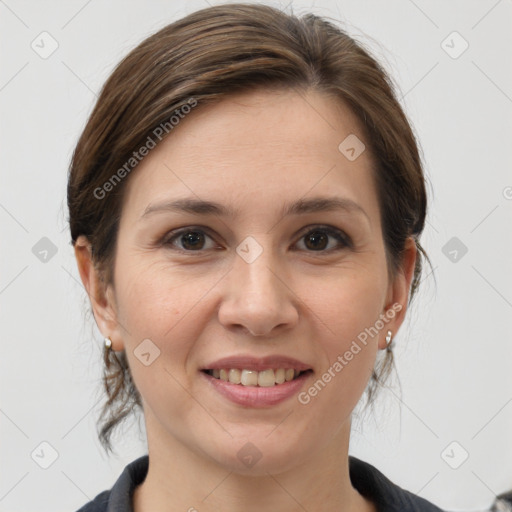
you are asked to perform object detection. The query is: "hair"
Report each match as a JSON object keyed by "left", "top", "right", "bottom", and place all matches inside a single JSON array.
[{"left": 67, "top": 3, "right": 430, "bottom": 454}]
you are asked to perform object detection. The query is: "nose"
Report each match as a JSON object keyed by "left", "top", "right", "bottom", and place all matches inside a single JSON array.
[{"left": 217, "top": 241, "right": 299, "bottom": 337}]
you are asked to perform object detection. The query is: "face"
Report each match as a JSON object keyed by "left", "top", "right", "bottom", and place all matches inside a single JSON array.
[{"left": 82, "top": 89, "right": 413, "bottom": 475}]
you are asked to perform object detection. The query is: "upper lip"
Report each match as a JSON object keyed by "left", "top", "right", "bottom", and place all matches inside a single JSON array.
[{"left": 202, "top": 355, "right": 312, "bottom": 372}]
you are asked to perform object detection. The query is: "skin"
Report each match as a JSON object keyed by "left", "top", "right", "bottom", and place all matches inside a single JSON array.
[{"left": 75, "top": 88, "right": 416, "bottom": 512}]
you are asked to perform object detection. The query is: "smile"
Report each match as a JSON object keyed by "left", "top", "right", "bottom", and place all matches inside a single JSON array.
[{"left": 203, "top": 368, "right": 310, "bottom": 387}]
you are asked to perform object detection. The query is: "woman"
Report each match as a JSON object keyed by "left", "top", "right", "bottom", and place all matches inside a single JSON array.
[{"left": 69, "top": 3, "right": 442, "bottom": 511}]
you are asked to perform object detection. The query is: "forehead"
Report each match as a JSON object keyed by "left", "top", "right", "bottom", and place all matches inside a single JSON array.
[{"left": 120, "top": 88, "right": 378, "bottom": 222}]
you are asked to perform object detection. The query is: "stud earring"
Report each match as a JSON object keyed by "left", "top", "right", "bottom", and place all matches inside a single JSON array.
[
  {"left": 385, "top": 330, "right": 393, "bottom": 349},
  {"left": 104, "top": 337, "right": 112, "bottom": 350}
]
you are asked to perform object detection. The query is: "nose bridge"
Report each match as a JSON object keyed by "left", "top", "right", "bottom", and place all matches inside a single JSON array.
[
  {"left": 218, "top": 234, "right": 298, "bottom": 336},
  {"left": 234, "top": 234, "right": 282, "bottom": 299}
]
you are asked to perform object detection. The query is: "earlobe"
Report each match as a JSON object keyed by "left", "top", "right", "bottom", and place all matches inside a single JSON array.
[
  {"left": 379, "top": 237, "right": 418, "bottom": 350},
  {"left": 74, "top": 235, "right": 121, "bottom": 349}
]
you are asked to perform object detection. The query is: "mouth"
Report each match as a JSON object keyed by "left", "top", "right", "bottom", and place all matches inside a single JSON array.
[
  {"left": 200, "top": 355, "right": 313, "bottom": 406},
  {"left": 202, "top": 368, "right": 313, "bottom": 387}
]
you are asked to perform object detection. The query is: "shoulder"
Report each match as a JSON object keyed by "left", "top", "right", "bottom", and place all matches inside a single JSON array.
[
  {"left": 73, "top": 455, "right": 149, "bottom": 512},
  {"left": 349, "top": 456, "right": 445, "bottom": 512}
]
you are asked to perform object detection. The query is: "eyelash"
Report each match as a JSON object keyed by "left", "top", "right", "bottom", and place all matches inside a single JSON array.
[{"left": 161, "top": 225, "right": 353, "bottom": 254}]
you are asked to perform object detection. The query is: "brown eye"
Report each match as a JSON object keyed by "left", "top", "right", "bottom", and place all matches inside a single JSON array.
[
  {"left": 295, "top": 226, "right": 352, "bottom": 252},
  {"left": 163, "top": 228, "right": 217, "bottom": 251},
  {"left": 180, "top": 231, "right": 206, "bottom": 250},
  {"left": 304, "top": 231, "right": 329, "bottom": 251}
]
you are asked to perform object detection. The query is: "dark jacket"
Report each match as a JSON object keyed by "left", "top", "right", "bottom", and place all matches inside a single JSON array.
[{"left": 75, "top": 454, "right": 444, "bottom": 511}]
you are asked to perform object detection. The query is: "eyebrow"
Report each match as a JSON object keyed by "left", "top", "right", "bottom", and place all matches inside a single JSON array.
[{"left": 140, "top": 196, "right": 370, "bottom": 222}]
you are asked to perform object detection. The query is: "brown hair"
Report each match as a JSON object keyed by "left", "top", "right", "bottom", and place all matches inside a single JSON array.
[{"left": 68, "top": 3, "right": 430, "bottom": 454}]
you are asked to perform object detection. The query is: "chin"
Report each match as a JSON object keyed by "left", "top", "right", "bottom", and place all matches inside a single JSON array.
[{"left": 203, "top": 430, "right": 315, "bottom": 477}]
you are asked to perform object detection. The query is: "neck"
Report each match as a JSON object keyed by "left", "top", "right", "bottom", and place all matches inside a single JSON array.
[{"left": 133, "top": 413, "right": 375, "bottom": 512}]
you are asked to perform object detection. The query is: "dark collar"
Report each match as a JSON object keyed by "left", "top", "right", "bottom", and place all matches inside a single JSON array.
[{"left": 84, "top": 454, "right": 443, "bottom": 512}]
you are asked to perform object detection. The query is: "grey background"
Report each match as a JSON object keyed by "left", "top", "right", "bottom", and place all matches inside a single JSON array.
[{"left": 1, "top": 0, "right": 511, "bottom": 511}]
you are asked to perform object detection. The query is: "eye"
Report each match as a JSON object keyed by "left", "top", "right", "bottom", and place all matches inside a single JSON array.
[
  {"left": 162, "top": 225, "right": 352, "bottom": 253},
  {"left": 294, "top": 226, "right": 352, "bottom": 252},
  {"left": 163, "top": 228, "right": 218, "bottom": 251}
]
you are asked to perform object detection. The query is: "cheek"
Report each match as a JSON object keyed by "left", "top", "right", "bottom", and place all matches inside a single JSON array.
[
  {"left": 299, "top": 267, "right": 386, "bottom": 405},
  {"left": 308, "top": 262, "right": 388, "bottom": 345},
  {"left": 115, "top": 255, "right": 222, "bottom": 337},
  {"left": 113, "top": 261, "right": 208, "bottom": 424},
  {"left": 112, "top": 255, "right": 236, "bottom": 410}
]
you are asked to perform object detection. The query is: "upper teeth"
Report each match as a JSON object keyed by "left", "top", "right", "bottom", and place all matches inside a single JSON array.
[{"left": 211, "top": 368, "right": 300, "bottom": 387}]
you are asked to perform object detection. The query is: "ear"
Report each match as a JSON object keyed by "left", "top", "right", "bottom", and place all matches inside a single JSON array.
[
  {"left": 379, "top": 237, "right": 418, "bottom": 350},
  {"left": 74, "top": 235, "right": 124, "bottom": 351}
]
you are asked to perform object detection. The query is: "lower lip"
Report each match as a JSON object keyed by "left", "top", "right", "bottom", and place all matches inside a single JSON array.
[{"left": 201, "top": 371, "right": 311, "bottom": 407}]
